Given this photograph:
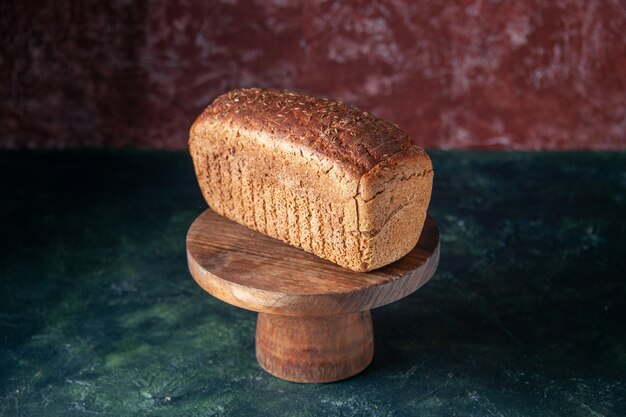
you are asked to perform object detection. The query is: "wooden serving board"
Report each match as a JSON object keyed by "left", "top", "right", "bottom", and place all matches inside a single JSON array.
[{"left": 187, "top": 209, "right": 440, "bottom": 383}]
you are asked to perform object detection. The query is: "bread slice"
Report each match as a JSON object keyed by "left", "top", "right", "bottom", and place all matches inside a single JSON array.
[{"left": 189, "top": 88, "right": 433, "bottom": 272}]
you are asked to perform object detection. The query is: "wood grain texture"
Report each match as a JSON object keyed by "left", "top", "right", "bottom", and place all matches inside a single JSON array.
[
  {"left": 187, "top": 208, "right": 439, "bottom": 382},
  {"left": 187, "top": 209, "right": 440, "bottom": 317},
  {"left": 256, "top": 311, "right": 374, "bottom": 383}
]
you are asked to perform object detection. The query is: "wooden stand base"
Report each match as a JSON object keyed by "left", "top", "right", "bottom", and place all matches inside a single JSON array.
[
  {"left": 187, "top": 209, "right": 439, "bottom": 383},
  {"left": 256, "top": 311, "right": 374, "bottom": 383}
]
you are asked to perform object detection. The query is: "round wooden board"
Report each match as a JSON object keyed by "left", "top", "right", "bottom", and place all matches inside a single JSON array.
[{"left": 187, "top": 209, "right": 440, "bottom": 316}]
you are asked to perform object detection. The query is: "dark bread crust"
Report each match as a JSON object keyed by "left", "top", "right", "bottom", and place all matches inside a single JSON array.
[
  {"left": 196, "top": 88, "right": 417, "bottom": 177},
  {"left": 190, "top": 87, "right": 433, "bottom": 271}
]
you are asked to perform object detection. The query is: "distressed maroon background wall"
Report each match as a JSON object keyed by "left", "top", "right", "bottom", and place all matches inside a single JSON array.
[{"left": 1, "top": 0, "right": 625, "bottom": 149}]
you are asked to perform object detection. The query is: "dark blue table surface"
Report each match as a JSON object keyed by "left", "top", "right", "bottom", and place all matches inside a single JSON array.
[{"left": 1, "top": 150, "right": 625, "bottom": 416}]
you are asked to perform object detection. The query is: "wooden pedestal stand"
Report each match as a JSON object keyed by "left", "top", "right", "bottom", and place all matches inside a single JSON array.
[{"left": 186, "top": 209, "right": 440, "bottom": 383}]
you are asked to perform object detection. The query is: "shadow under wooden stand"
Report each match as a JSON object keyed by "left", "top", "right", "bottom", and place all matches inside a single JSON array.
[{"left": 186, "top": 209, "right": 440, "bottom": 383}]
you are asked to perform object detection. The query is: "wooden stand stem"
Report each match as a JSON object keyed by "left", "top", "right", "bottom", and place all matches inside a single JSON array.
[{"left": 256, "top": 311, "right": 374, "bottom": 383}]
